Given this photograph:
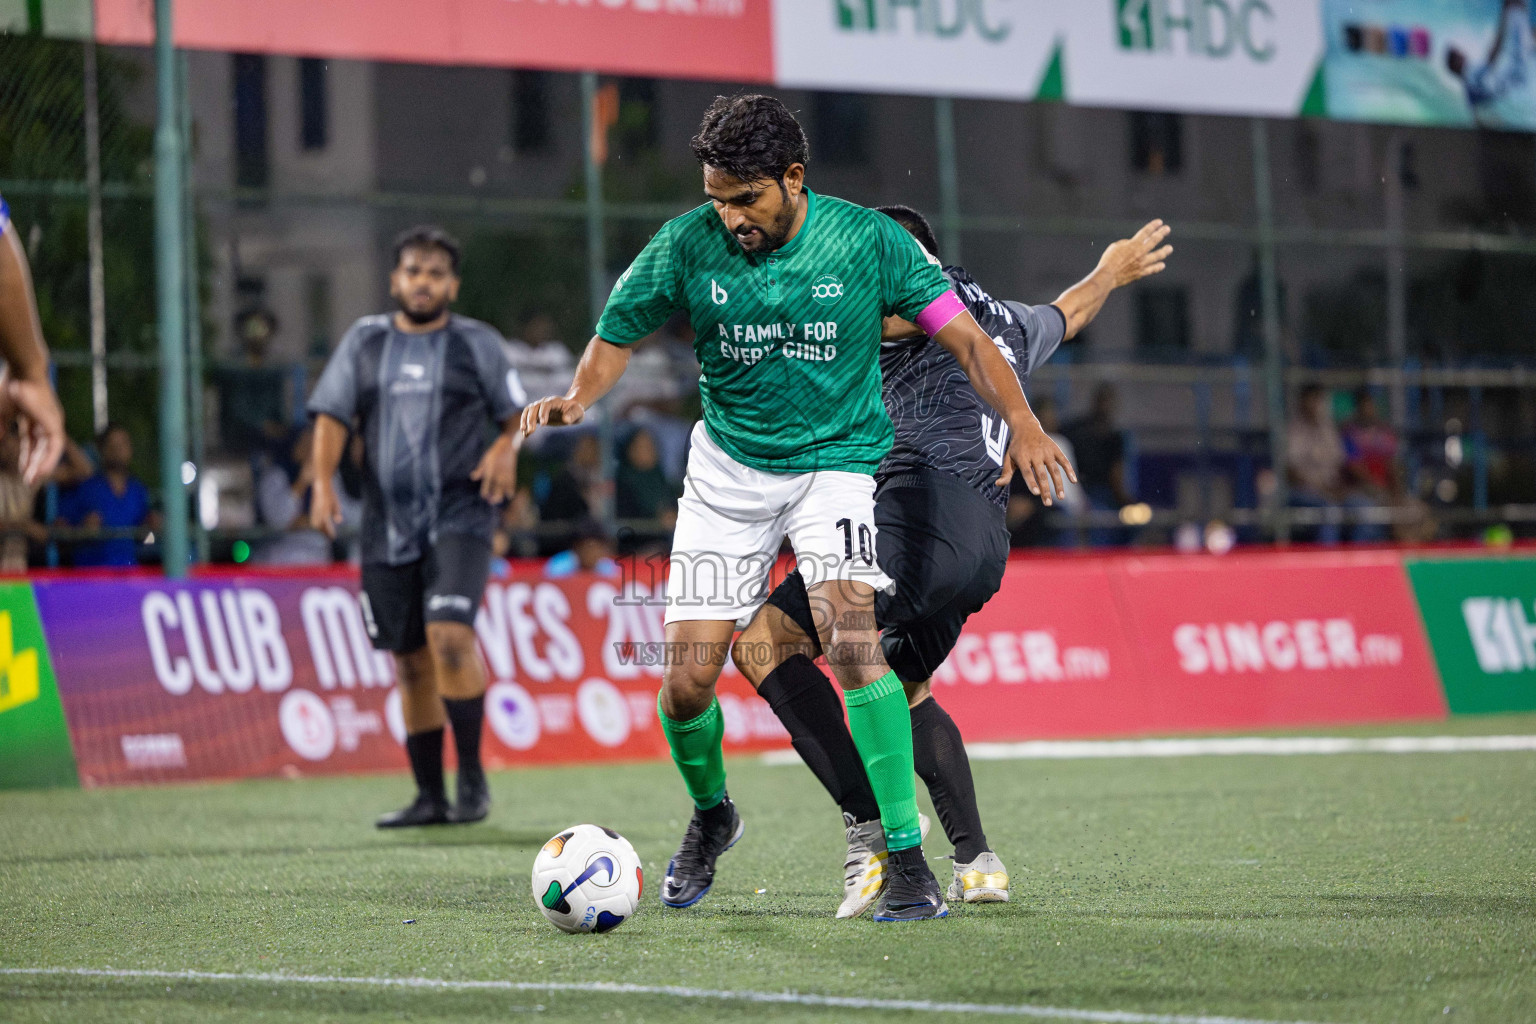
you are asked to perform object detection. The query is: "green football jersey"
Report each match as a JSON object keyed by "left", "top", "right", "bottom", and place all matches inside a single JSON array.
[{"left": 596, "top": 189, "right": 953, "bottom": 475}]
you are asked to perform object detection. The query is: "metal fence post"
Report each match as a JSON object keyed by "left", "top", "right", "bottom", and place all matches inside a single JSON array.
[
  {"left": 154, "top": 0, "right": 189, "bottom": 577},
  {"left": 180, "top": 51, "right": 208, "bottom": 564},
  {"left": 1250, "top": 118, "right": 1289, "bottom": 544},
  {"left": 934, "top": 96, "right": 962, "bottom": 264},
  {"left": 581, "top": 71, "right": 615, "bottom": 527},
  {"left": 83, "top": 38, "right": 108, "bottom": 434}
]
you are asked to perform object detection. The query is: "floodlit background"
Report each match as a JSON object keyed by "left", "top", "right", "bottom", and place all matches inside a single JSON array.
[{"left": 1, "top": 1, "right": 1533, "bottom": 566}]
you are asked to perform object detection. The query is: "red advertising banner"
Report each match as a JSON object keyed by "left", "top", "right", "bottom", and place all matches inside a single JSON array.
[
  {"left": 927, "top": 557, "right": 1155, "bottom": 739},
  {"left": 928, "top": 550, "right": 1447, "bottom": 741},
  {"left": 33, "top": 570, "right": 783, "bottom": 788},
  {"left": 1110, "top": 551, "right": 1448, "bottom": 732},
  {"left": 93, "top": 0, "right": 775, "bottom": 83},
  {"left": 31, "top": 550, "right": 1450, "bottom": 788}
]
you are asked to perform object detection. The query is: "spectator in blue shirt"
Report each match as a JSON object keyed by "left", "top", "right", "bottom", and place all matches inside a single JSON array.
[
  {"left": 61, "top": 424, "right": 159, "bottom": 567},
  {"left": 545, "top": 519, "right": 619, "bottom": 579}
]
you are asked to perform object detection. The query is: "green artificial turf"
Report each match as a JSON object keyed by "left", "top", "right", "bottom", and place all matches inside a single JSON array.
[{"left": 3, "top": 715, "right": 1536, "bottom": 1023}]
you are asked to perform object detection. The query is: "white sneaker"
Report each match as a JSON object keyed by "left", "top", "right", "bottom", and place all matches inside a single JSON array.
[
  {"left": 837, "top": 812, "right": 932, "bottom": 919},
  {"left": 946, "top": 850, "right": 1010, "bottom": 904}
]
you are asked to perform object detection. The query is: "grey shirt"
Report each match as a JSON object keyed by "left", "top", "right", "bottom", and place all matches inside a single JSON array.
[
  {"left": 308, "top": 314, "right": 521, "bottom": 566},
  {"left": 879, "top": 265, "right": 1067, "bottom": 510}
]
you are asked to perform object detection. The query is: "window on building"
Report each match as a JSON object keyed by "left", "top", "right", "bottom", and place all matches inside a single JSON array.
[
  {"left": 813, "top": 92, "right": 871, "bottom": 167},
  {"left": 1136, "top": 286, "right": 1191, "bottom": 353},
  {"left": 614, "top": 78, "right": 659, "bottom": 156},
  {"left": 1129, "top": 111, "right": 1182, "bottom": 176},
  {"left": 305, "top": 274, "right": 333, "bottom": 359},
  {"left": 299, "top": 58, "right": 328, "bottom": 151},
  {"left": 233, "top": 54, "right": 269, "bottom": 189},
  {"left": 1294, "top": 124, "right": 1320, "bottom": 193},
  {"left": 511, "top": 70, "right": 553, "bottom": 154}
]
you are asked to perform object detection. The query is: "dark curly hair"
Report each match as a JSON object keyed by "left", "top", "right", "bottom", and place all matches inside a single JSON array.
[
  {"left": 876, "top": 205, "right": 941, "bottom": 263},
  {"left": 690, "top": 94, "right": 810, "bottom": 187},
  {"left": 391, "top": 224, "right": 461, "bottom": 274}
]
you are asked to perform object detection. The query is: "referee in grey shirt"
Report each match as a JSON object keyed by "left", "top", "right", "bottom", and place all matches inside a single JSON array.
[{"left": 309, "top": 226, "right": 523, "bottom": 828}]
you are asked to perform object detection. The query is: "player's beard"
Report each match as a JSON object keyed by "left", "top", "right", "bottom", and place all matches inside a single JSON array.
[
  {"left": 396, "top": 295, "right": 449, "bottom": 325},
  {"left": 735, "top": 195, "right": 798, "bottom": 253}
]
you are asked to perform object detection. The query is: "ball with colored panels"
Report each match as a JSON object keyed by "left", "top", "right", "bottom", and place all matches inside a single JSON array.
[{"left": 531, "top": 824, "right": 643, "bottom": 934}]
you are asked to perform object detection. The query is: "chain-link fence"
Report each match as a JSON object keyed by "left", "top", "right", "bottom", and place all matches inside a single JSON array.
[{"left": 2, "top": 34, "right": 1534, "bottom": 569}]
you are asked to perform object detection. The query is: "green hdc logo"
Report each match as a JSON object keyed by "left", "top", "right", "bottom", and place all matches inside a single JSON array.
[
  {"left": 835, "top": 0, "right": 1010, "bottom": 42},
  {"left": 1462, "top": 597, "right": 1536, "bottom": 675},
  {"left": 1117, "top": 0, "right": 1275, "bottom": 61}
]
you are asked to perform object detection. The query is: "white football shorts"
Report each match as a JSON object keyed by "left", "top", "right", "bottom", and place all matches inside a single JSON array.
[{"left": 663, "top": 421, "right": 894, "bottom": 625}]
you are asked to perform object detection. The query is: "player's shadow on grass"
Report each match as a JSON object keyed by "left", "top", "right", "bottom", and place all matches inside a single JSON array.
[
  {"left": 1120, "top": 892, "right": 1536, "bottom": 921},
  {"left": 1315, "top": 892, "right": 1536, "bottom": 919},
  {"left": 382, "top": 824, "right": 551, "bottom": 849},
  {"left": 0, "top": 827, "right": 550, "bottom": 868}
]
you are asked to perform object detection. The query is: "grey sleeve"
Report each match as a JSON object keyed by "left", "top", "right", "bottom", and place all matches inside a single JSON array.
[
  {"left": 465, "top": 324, "right": 522, "bottom": 424},
  {"left": 1003, "top": 301, "right": 1068, "bottom": 383},
  {"left": 307, "top": 322, "right": 363, "bottom": 423}
]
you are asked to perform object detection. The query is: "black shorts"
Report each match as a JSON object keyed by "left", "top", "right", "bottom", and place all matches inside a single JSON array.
[
  {"left": 766, "top": 468, "right": 1009, "bottom": 684},
  {"left": 360, "top": 533, "right": 492, "bottom": 654}
]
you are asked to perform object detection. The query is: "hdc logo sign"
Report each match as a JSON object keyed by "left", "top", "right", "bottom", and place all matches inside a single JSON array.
[
  {"left": 834, "top": 0, "right": 1010, "bottom": 41},
  {"left": 773, "top": 0, "right": 1061, "bottom": 100},
  {"left": 1117, "top": 0, "right": 1276, "bottom": 61},
  {"left": 1059, "top": 1, "right": 1321, "bottom": 117},
  {"left": 1408, "top": 558, "right": 1536, "bottom": 716},
  {"left": 1461, "top": 598, "right": 1536, "bottom": 675}
]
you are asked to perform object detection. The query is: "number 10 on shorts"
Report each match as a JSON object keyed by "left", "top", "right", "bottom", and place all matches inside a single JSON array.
[{"left": 836, "top": 518, "right": 874, "bottom": 566}]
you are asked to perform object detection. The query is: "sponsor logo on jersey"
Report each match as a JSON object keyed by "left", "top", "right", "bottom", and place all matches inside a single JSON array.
[
  {"left": 810, "top": 274, "right": 845, "bottom": 306},
  {"left": 402, "top": 363, "right": 425, "bottom": 380},
  {"left": 711, "top": 279, "right": 730, "bottom": 305}
]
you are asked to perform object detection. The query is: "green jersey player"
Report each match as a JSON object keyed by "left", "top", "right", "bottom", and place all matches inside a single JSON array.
[{"left": 522, "top": 95, "right": 1074, "bottom": 922}]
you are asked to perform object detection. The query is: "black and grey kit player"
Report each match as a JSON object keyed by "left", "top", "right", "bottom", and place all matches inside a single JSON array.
[
  {"left": 308, "top": 225, "right": 522, "bottom": 829},
  {"left": 732, "top": 206, "right": 1173, "bottom": 915}
]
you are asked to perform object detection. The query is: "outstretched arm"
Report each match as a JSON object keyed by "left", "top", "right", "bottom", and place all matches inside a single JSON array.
[
  {"left": 930, "top": 309, "right": 1076, "bottom": 505},
  {"left": 520, "top": 336, "right": 632, "bottom": 437},
  {"left": 1052, "top": 219, "right": 1172, "bottom": 340}
]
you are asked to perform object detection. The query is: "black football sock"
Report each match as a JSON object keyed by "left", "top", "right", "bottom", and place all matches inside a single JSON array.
[
  {"left": 910, "top": 696, "right": 989, "bottom": 863},
  {"left": 443, "top": 697, "right": 486, "bottom": 783},
  {"left": 757, "top": 654, "right": 881, "bottom": 825},
  {"left": 405, "top": 727, "right": 447, "bottom": 805}
]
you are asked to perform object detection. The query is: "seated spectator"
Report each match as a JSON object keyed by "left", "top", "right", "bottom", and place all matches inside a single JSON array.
[
  {"left": 212, "top": 308, "right": 290, "bottom": 457},
  {"left": 252, "top": 424, "right": 358, "bottom": 565},
  {"left": 503, "top": 313, "right": 575, "bottom": 406},
  {"left": 1286, "top": 385, "right": 1377, "bottom": 544},
  {"left": 1342, "top": 388, "right": 1400, "bottom": 499},
  {"left": 499, "top": 486, "right": 541, "bottom": 561},
  {"left": 536, "top": 433, "right": 605, "bottom": 524},
  {"left": 0, "top": 433, "right": 92, "bottom": 571},
  {"left": 614, "top": 428, "right": 679, "bottom": 526},
  {"left": 1008, "top": 396, "right": 1087, "bottom": 547},
  {"left": 546, "top": 519, "right": 619, "bottom": 579},
  {"left": 1063, "top": 383, "right": 1132, "bottom": 545},
  {"left": 59, "top": 423, "right": 159, "bottom": 567}
]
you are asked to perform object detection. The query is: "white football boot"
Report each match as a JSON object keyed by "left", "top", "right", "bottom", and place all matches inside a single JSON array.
[
  {"left": 946, "top": 849, "right": 1011, "bottom": 904},
  {"left": 837, "top": 812, "right": 930, "bottom": 919}
]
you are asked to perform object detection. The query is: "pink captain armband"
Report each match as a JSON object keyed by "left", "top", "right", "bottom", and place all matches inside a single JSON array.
[{"left": 914, "top": 290, "right": 966, "bottom": 336}]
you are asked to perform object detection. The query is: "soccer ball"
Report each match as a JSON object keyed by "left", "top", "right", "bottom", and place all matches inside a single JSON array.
[{"left": 530, "top": 824, "right": 643, "bottom": 934}]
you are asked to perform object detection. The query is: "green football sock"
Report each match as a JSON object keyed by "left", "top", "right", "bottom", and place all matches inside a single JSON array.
[
  {"left": 843, "top": 670, "right": 923, "bottom": 851},
  {"left": 659, "top": 695, "right": 727, "bottom": 810}
]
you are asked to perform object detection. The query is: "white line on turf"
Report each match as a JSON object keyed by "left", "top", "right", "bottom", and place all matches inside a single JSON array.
[
  {"left": 761, "top": 735, "right": 1536, "bottom": 766},
  {"left": 0, "top": 967, "right": 1337, "bottom": 1024}
]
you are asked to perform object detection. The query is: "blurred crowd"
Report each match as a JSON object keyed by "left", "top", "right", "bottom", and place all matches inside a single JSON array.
[{"left": 6, "top": 306, "right": 1531, "bottom": 571}]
